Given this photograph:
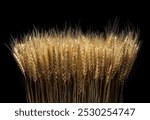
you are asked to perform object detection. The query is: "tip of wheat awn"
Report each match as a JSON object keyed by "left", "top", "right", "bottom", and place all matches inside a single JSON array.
[{"left": 11, "top": 28, "right": 140, "bottom": 103}]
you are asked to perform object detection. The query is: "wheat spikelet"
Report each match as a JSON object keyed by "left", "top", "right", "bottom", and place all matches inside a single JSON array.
[{"left": 11, "top": 28, "right": 140, "bottom": 103}]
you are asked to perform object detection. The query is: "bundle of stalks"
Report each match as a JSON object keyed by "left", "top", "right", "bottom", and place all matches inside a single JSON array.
[{"left": 11, "top": 29, "right": 140, "bottom": 103}]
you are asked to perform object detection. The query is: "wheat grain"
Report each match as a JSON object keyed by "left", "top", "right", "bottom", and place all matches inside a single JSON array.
[{"left": 12, "top": 29, "right": 140, "bottom": 103}]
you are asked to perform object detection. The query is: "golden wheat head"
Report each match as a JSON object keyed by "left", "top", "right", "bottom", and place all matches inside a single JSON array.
[{"left": 11, "top": 28, "right": 140, "bottom": 103}]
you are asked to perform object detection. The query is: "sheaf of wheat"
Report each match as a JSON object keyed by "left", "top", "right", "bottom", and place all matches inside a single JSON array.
[{"left": 11, "top": 29, "right": 140, "bottom": 103}]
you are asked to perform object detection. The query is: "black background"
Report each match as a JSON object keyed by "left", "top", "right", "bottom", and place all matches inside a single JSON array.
[{"left": 0, "top": 3, "right": 149, "bottom": 103}]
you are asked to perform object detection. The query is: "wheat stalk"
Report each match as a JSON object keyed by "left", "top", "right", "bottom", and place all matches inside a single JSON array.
[{"left": 11, "top": 29, "right": 140, "bottom": 103}]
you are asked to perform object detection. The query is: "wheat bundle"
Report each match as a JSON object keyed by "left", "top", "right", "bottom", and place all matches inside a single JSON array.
[{"left": 11, "top": 29, "right": 140, "bottom": 102}]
